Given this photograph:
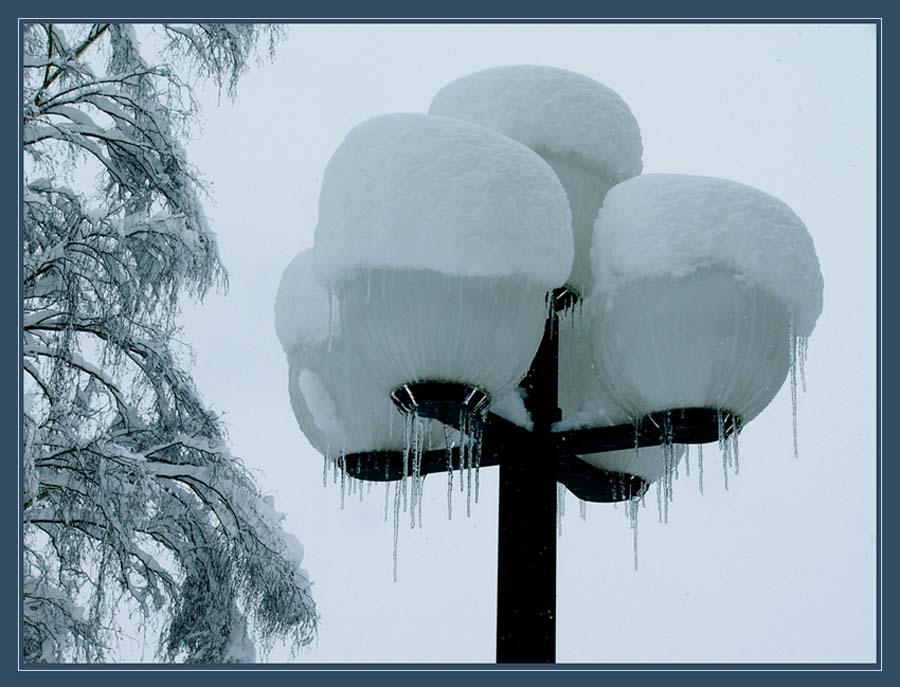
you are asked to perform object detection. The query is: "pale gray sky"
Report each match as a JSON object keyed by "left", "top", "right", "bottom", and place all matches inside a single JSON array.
[{"left": 162, "top": 23, "right": 876, "bottom": 663}]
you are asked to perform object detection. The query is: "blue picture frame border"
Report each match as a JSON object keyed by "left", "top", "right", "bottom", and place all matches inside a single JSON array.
[{"left": 6, "top": 2, "right": 889, "bottom": 684}]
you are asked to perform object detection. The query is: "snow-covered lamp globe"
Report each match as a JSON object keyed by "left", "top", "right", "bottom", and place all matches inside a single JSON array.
[
  {"left": 314, "top": 113, "right": 573, "bottom": 428},
  {"left": 275, "top": 248, "right": 429, "bottom": 462},
  {"left": 590, "top": 174, "right": 824, "bottom": 429},
  {"left": 556, "top": 297, "right": 681, "bottom": 499},
  {"left": 429, "top": 65, "right": 643, "bottom": 297}
]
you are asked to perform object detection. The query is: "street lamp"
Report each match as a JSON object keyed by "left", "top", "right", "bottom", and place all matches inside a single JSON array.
[
  {"left": 589, "top": 173, "right": 822, "bottom": 429},
  {"left": 275, "top": 66, "right": 823, "bottom": 664}
]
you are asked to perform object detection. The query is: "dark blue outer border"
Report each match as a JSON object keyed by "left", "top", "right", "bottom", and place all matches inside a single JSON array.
[{"left": 6, "top": 1, "right": 891, "bottom": 685}]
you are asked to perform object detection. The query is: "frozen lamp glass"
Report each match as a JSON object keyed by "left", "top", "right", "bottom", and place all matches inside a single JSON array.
[
  {"left": 313, "top": 113, "right": 574, "bottom": 420},
  {"left": 274, "top": 249, "right": 448, "bottom": 458},
  {"left": 556, "top": 300, "right": 681, "bottom": 488},
  {"left": 590, "top": 174, "right": 824, "bottom": 426}
]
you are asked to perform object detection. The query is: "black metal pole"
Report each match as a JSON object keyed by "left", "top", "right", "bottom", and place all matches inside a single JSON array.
[{"left": 495, "top": 302, "right": 560, "bottom": 663}]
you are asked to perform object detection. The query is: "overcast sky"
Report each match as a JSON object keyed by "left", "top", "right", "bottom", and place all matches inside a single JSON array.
[{"left": 141, "top": 23, "right": 878, "bottom": 663}]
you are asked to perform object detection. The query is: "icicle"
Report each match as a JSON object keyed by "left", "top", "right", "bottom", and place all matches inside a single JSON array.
[
  {"left": 662, "top": 457, "right": 669, "bottom": 523},
  {"left": 402, "top": 413, "right": 411, "bottom": 513},
  {"left": 685, "top": 443, "right": 691, "bottom": 478},
  {"left": 698, "top": 444, "right": 705, "bottom": 496},
  {"left": 444, "top": 426, "right": 454, "bottom": 521},
  {"left": 417, "top": 474, "right": 424, "bottom": 529},
  {"left": 661, "top": 412, "right": 674, "bottom": 524},
  {"left": 634, "top": 419, "right": 646, "bottom": 516},
  {"left": 716, "top": 409, "right": 730, "bottom": 490},
  {"left": 458, "top": 409, "right": 466, "bottom": 494},
  {"left": 721, "top": 435, "right": 730, "bottom": 491},
  {"left": 339, "top": 454, "right": 346, "bottom": 509},
  {"left": 415, "top": 416, "right": 425, "bottom": 527},
  {"left": 327, "top": 286, "right": 336, "bottom": 353},
  {"left": 392, "top": 480, "right": 401, "bottom": 582},
  {"left": 322, "top": 454, "right": 329, "bottom": 489},
  {"left": 663, "top": 452, "right": 674, "bottom": 523},
  {"left": 410, "top": 413, "right": 422, "bottom": 530},
  {"left": 383, "top": 481, "right": 390, "bottom": 523},
  {"left": 466, "top": 410, "right": 473, "bottom": 518},
  {"left": 557, "top": 483, "right": 565, "bottom": 537},
  {"left": 789, "top": 317, "right": 799, "bottom": 460},
  {"left": 799, "top": 335, "right": 809, "bottom": 393},
  {"left": 579, "top": 499, "right": 587, "bottom": 521},
  {"left": 655, "top": 481, "right": 663, "bottom": 524},
  {"left": 628, "top": 497, "right": 640, "bottom": 572},
  {"left": 732, "top": 416, "right": 741, "bottom": 476},
  {"left": 473, "top": 415, "right": 483, "bottom": 504},
  {"left": 717, "top": 408, "right": 725, "bottom": 451}
]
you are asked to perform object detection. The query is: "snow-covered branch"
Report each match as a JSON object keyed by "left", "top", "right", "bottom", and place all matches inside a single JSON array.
[{"left": 22, "top": 23, "right": 315, "bottom": 664}]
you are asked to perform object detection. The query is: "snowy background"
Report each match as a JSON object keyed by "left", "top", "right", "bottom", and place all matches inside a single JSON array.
[{"left": 120, "top": 24, "right": 877, "bottom": 663}]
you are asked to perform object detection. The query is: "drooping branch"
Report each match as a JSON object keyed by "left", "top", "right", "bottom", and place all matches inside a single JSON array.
[
  {"left": 22, "top": 23, "right": 315, "bottom": 664},
  {"left": 37, "top": 24, "right": 111, "bottom": 98}
]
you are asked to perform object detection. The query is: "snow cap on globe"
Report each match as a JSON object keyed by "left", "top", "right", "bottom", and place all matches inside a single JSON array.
[
  {"left": 274, "top": 248, "right": 337, "bottom": 355},
  {"left": 313, "top": 112, "right": 574, "bottom": 290},
  {"left": 591, "top": 174, "right": 824, "bottom": 335},
  {"left": 428, "top": 65, "right": 643, "bottom": 182}
]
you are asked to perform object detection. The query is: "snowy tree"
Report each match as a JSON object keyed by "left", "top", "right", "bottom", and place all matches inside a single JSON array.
[{"left": 22, "top": 23, "right": 317, "bottom": 663}]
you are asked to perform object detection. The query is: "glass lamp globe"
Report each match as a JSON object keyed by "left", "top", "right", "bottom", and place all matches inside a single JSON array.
[
  {"left": 557, "top": 301, "right": 681, "bottom": 494},
  {"left": 313, "top": 113, "right": 574, "bottom": 421},
  {"left": 275, "top": 249, "right": 449, "bottom": 459},
  {"left": 590, "top": 174, "right": 824, "bottom": 426}
]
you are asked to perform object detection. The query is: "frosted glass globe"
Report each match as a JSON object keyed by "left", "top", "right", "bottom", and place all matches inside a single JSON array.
[
  {"left": 314, "top": 114, "right": 573, "bottom": 407},
  {"left": 590, "top": 174, "right": 822, "bottom": 425},
  {"left": 590, "top": 269, "right": 792, "bottom": 423},
  {"left": 276, "top": 250, "right": 450, "bottom": 457},
  {"left": 338, "top": 268, "right": 548, "bottom": 401},
  {"left": 557, "top": 305, "right": 679, "bottom": 484}
]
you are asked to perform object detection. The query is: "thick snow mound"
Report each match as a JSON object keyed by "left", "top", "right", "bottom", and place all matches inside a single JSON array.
[
  {"left": 429, "top": 66, "right": 643, "bottom": 181},
  {"left": 491, "top": 388, "right": 534, "bottom": 430},
  {"left": 274, "top": 248, "right": 336, "bottom": 353},
  {"left": 592, "top": 174, "right": 824, "bottom": 335},
  {"left": 314, "top": 113, "right": 573, "bottom": 289}
]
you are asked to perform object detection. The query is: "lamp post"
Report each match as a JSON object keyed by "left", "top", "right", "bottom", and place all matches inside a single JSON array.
[{"left": 275, "top": 66, "right": 823, "bottom": 665}]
